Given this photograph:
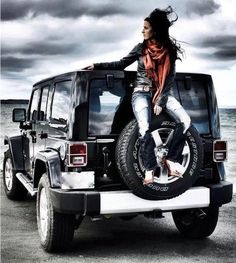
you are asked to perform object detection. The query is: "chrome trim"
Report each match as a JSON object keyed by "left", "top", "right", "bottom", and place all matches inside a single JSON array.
[{"left": 96, "top": 139, "right": 115, "bottom": 143}]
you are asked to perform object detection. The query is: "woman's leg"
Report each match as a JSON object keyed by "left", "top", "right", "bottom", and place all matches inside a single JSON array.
[
  {"left": 132, "top": 92, "right": 157, "bottom": 172},
  {"left": 132, "top": 92, "right": 151, "bottom": 137},
  {"left": 165, "top": 96, "right": 191, "bottom": 164}
]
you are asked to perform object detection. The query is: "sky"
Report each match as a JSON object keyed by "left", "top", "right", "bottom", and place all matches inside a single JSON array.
[{"left": 1, "top": 0, "right": 236, "bottom": 107}]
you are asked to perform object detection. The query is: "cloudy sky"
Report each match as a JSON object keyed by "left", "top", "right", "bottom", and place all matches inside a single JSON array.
[{"left": 1, "top": 0, "right": 236, "bottom": 107}]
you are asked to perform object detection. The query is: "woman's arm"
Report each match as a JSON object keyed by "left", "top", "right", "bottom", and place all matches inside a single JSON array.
[{"left": 93, "top": 44, "right": 141, "bottom": 70}]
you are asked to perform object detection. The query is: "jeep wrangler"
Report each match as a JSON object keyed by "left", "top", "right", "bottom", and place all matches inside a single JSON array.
[{"left": 3, "top": 70, "right": 233, "bottom": 252}]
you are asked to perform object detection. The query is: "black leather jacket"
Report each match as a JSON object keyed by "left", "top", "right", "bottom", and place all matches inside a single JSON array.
[{"left": 94, "top": 42, "right": 175, "bottom": 107}]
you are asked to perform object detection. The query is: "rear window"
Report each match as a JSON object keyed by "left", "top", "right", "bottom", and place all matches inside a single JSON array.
[
  {"left": 177, "top": 78, "right": 209, "bottom": 134},
  {"left": 88, "top": 78, "right": 125, "bottom": 135},
  {"left": 50, "top": 80, "right": 72, "bottom": 125}
]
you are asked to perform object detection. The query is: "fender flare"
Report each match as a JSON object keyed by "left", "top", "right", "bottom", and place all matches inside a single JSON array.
[
  {"left": 4, "top": 135, "right": 29, "bottom": 172},
  {"left": 33, "top": 149, "right": 62, "bottom": 188}
]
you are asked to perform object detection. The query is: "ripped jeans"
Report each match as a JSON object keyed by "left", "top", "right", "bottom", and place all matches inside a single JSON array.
[{"left": 132, "top": 91, "right": 191, "bottom": 171}]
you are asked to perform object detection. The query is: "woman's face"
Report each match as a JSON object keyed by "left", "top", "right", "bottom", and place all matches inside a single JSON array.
[{"left": 142, "top": 20, "right": 154, "bottom": 40}]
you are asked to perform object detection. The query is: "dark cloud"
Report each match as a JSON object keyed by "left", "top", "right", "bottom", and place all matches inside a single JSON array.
[
  {"left": 1, "top": 1, "right": 31, "bottom": 20},
  {"left": 1, "top": 0, "right": 128, "bottom": 21},
  {"left": 1, "top": 37, "right": 124, "bottom": 65},
  {"left": 1, "top": 0, "right": 223, "bottom": 22},
  {"left": 185, "top": 0, "right": 220, "bottom": 16},
  {"left": 213, "top": 48, "right": 236, "bottom": 60},
  {"left": 1, "top": 38, "right": 121, "bottom": 75},
  {"left": 199, "top": 35, "right": 236, "bottom": 48},
  {"left": 1, "top": 56, "right": 35, "bottom": 72},
  {"left": 5, "top": 42, "right": 76, "bottom": 56},
  {"left": 198, "top": 35, "right": 236, "bottom": 61},
  {"left": 34, "top": 0, "right": 128, "bottom": 19}
]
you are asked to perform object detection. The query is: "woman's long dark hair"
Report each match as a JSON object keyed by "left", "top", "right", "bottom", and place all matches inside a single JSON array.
[{"left": 144, "top": 6, "right": 183, "bottom": 62}]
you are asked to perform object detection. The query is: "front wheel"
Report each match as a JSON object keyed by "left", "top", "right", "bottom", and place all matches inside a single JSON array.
[
  {"left": 37, "top": 174, "right": 75, "bottom": 252},
  {"left": 172, "top": 207, "right": 219, "bottom": 238},
  {"left": 3, "top": 150, "right": 28, "bottom": 200}
]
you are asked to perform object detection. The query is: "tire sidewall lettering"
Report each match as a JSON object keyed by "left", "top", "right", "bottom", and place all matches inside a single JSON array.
[
  {"left": 117, "top": 119, "right": 203, "bottom": 200},
  {"left": 185, "top": 130, "right": 199, "bottom": 177}
]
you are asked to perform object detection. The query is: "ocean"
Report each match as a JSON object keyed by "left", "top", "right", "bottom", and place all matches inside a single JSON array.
[{"left": 0, "top": 103, "right": 235, "bottom": 192}]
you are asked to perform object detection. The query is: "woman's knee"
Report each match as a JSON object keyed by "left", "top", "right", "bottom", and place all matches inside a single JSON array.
[
  {"left": 166, "top": 96, "right": 191, "bottom": 133},
  {"left": 180, "top": 113, "right": 191, "bottom": 133}
]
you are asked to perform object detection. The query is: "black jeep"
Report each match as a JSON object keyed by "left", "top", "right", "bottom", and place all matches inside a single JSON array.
[{"left": 3, "top": 69, "right": 232, "bottom": 252}]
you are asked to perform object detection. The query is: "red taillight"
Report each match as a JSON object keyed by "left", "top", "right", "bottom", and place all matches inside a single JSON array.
[
  {"left": 67, "top": 143, "right": 87, "bottom": 167},
  {"left": 213, "top": 140, "right": 227, "bottom": 162}
]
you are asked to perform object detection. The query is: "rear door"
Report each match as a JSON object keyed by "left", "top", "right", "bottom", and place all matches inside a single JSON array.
[
  {"left": 87, "top": 71, "right": 133, "bottom": 175},
  {"left": 175, "top": 74, "right": 210, "bottom": 135}
]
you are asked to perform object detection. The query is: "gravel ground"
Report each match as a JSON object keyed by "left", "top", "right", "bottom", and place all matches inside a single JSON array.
[{"left": 1, "top": 180, "right": 236, "bottom": 263}]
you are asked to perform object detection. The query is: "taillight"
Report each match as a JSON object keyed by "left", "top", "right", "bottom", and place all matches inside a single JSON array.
[
  {"left": 213, "top": 140, "right": 227, "bottom": 162},
  {"left": 67, "top": 143, "right": 87, "bottom": 167}
]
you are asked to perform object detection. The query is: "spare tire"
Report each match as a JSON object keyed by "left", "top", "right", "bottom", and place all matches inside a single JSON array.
[{"left": 115, "top": 113, "right": 203, "bottom": 200}]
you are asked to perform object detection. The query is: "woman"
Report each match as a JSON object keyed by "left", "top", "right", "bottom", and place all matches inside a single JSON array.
[{"left": 85, "top": 6, "right": 191, "bottom": 185}]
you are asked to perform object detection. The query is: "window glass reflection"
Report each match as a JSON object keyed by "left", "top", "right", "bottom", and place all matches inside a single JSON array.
[
  {"left": 51, "top": 81, "right": 72, "bottom": 125},
  {"left": 30, "top": 89, "right": 40, "bottom": 121},
  {"left": 178, "top": 80, "right": 209, "bottom": 134},
  {"left": 39, "top": 86, "right": 49, "bottom": 121},
  {"left": 89, "top": 79, "right": 125, "bottom": 135}
]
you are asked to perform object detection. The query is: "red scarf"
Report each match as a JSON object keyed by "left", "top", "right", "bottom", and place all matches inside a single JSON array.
[{"left": 143, "top": 40, "right": 170, "bottom": 104}]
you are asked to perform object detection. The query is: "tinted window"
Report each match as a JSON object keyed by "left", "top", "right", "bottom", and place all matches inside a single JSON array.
[
  {"left": 172, "top": 81, "right": 180, "bottom": 99},
  {"left": 89, "top": 79, "right": 125, "bottom": 135},
  {"left": 39, "top": 86, "right": 49, "bottom": 121},
  {"left": 29, "top": 88, "right": 40, "bottom": 121},
  {"left": 51, "top": 81, "right": 72, "bottom": 125},
  {"left": 177, "top": 79, "right": 209, "bottom": 134}
]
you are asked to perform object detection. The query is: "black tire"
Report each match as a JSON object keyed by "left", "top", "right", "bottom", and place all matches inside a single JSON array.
[
  {"left": 2, "top": 150, "right": 28, "bottom": 200},
  {"left": 115, "top": 114, "right": 203, "bottom": 200},
  {"left": 37, "top": 174, "right": 75, "bottom": 252},
  {"left": 172, "top": 207, "right": 219, "bottom": 238}
]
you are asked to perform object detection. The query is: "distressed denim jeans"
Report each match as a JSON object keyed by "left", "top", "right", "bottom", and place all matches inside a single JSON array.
[
  {"left": 165, "top": 96, "right": 191, "bottom": 162},
  {"left": 132, "top": 91, "right": 191, "bottom": 170}
]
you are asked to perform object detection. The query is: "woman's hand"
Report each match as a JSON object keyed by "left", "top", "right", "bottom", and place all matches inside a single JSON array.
[
  {"left": 153, "top": 104, "right": 162, "bottom": 115},
  {"left": 83, "top": 64, "right": 94, "bottom": 70}
]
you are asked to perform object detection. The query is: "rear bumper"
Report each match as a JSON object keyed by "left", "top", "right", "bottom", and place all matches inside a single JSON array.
[{"left": 50, "top": 181, "right": 233, "bottom": 215}]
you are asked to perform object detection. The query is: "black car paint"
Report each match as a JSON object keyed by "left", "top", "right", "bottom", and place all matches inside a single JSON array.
[{"left": 6, "top": 70, "right": 224, "bottom": 188}]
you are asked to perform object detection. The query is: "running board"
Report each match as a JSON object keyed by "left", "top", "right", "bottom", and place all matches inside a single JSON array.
[{"left": 16, "top": 173, "right": 37, "bottom": 196}]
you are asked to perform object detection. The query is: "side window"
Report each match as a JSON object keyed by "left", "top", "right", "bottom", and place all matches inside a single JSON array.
[
  {"left": 29, "top": 88, "right": 40, "bottom": 121},
  {"left": 88, "top": 78, "right": 125, "bottom": 135},
  {"left": 177, "top": 79, "right": 209, "bottom": 134},
  {"left": 50, "top": 81, "right": 72, "bottom": 125},
  {"left": 39, "top": 86, "right": 50, "bottom": 121}
]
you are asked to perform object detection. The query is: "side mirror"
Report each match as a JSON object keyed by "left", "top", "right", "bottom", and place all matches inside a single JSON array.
[{"left": 12, "top": 108, "right": 26, "bottom": 122}]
